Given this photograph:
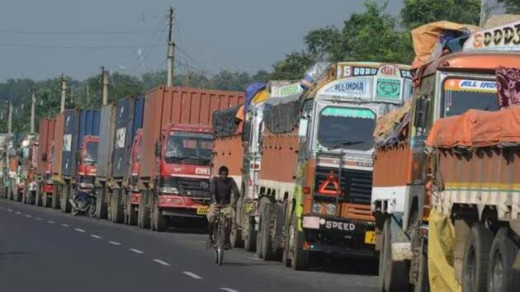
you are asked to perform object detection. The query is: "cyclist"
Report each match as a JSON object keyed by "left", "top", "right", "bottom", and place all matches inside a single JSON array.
[{"left": 207, "top": 165, "right": 240, "bottom": 249}]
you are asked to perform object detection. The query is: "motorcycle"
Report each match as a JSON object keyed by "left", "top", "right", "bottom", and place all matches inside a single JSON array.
[{"left": 70, "top": 185, "right": 96, "bottom": 217}]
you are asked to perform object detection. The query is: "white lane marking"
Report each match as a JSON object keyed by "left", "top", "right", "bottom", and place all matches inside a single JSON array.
[
  {"left": 74, "top": 228, "right": 85, "bottom": 233},
  {"left": 47, "top": 220, "right": 55, "bottom": 224},
  {"left": 220, "top": 287, "right": 238, "bottom": 292},
  {"left": 90, "top": 234, "right": 102, "bottom": 239},
  {"left": 15, "top": 211, "right": 21, "bottom": 215},
  {"left": 109, "top": 241, "right": 121, "bottom": 246},
  {"left": 61, "top": 224, "right": 70, "bottom": 227},
  {"left": 247, "top": 256, "right": 262, "bottom": 261},
  {"left": 25, "top": 214, "right": 32, "bottom": 218},
  {"left": 183, "top": 271, "right": 202, "bottom": 279},
  {"left": 35, "top": 217, "right": 42, "bottom": 221},
  {"left": 7, "top": 208, "right": 12, "bottom": 212},
  {"left": 153, "top": 259, "right": 171, "bottom": 266},
  {"left": 129, "top": 248, "right": 144, "bottom": 254},
  {"left": 0, "top": 206, "right": 4, "bottom": 209}
]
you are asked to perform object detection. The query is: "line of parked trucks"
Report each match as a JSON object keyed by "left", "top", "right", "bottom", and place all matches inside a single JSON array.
[{"left": 4, "top": 18, "right": 520, "bottom": 291}]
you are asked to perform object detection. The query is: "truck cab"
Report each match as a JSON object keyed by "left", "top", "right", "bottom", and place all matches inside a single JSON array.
[
  {"left": 77, "top": 135, "right": 99, "bottom": 191},
  {"left": 150, "top": 123, "right": 213, "bottom": 231}
]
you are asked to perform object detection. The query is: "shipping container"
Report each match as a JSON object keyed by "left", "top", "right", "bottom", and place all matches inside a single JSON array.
[
  {"left": 37, "top": 118, "right": 56, "bottom": 176},
  {"left": 52, "top": 112, "right": 64, "bottom": 177},
  {"left": 61, "top": 109, "right": 100, "bottom": 177},
  {"left": 97, "top": 104, "right": 116, "bottom": 179},
  {"left": 112, "top": 96, "right": 144, "bottom": 179},
  {"left": 139, "top": 86, "right": 244, "bottom": 180}
]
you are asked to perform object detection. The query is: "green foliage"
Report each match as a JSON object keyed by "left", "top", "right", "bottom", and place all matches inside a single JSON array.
[
  {"left": 497, "top": 0, "right": 520, "bottom": 13},
  {"left": 401, "top": 0, "right": 481, "bottom": 29},
  {"left": 269, "top": 51, "right": 316, "bottom": 80}
]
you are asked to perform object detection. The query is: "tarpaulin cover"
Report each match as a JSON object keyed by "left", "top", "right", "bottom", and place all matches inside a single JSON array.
[
  {"left": 252, "top": 89, "right": 269, "bottom": 105},
  {"left": 373, "top": 101, "right": 412, "bottom": 147},
  {"left": 244, "top": 82, "right": 267, "bottom": 115},
  {"left": 263, "top": 94, "right": 301, "bottom": 134},
  {"left": 496, "top": 67, "right": 520, "bottom": 108},
  {"left": 212, "top": 105, "right": 243, "bottom": 138},
  {"left": 428, "top": 209, "right": 461, "bottom": 292},
  {"left": 426, "top": 106, "right": 520, "bottom": 148},
  {"left": 411, "top": 21, "right": 477, "bottom": 69}
]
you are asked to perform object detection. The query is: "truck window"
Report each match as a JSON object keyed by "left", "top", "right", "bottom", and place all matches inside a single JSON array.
[
  {"left": 442, "top": 78, "right": 498, "bottom": 117},
  {"left": 317, "top": 107, "right": 376, "bottom": 151},
  {"left": 165, "top": 132, "right": 213, "bottom": 165},
  {"left": 85, "top": 141, "right": 98, "bottom": 164}
]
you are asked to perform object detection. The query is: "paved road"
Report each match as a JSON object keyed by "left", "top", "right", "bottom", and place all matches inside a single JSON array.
[{"left": 0, "top": 199, "right": 378, "bottom": 291}]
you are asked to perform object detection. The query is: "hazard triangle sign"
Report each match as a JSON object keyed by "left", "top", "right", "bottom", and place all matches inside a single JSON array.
[{"left": 317, "top": 171, "right": 341, "bottom": 196}]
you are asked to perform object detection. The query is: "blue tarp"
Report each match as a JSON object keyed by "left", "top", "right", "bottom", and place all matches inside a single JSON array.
[{"left": 244, "top": 82, "right": 267, "bottom": 115}]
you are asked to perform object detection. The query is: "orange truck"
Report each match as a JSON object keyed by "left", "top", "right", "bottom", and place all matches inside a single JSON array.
[{"left": 371, "top": 20, "right": 520, "bottom": 291}]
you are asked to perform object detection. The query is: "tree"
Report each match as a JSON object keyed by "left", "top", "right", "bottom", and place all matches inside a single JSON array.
[
  {"left": 401, "top": 0, "right": 481, "bottom": 30},
  {"left": 497, "top": 0, "right": 520, "bottom": 13}
]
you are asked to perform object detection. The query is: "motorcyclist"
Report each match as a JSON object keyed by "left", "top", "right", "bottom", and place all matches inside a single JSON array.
[{"left": 207, "top": 165, "right": 240, "bottom": 249}]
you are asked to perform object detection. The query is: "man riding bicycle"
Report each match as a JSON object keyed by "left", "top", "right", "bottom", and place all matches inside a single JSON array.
[{"left": 207, "top": 166, "right": 240, "bottom": 249}]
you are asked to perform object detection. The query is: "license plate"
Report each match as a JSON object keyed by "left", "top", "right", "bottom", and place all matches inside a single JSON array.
[
  {"left": 196, "top": 207, "right": 208, "bottom": 215},
  {"left": 364, "top": 231, "right": 376, "bottom": 244}
]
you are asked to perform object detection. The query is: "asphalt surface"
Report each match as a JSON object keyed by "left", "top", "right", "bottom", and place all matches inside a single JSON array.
[{"left": 0, "top": 198, "right": 378, "bottom": 291}]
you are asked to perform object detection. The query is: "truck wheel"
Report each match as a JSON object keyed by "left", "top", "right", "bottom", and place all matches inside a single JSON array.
[
  {"left": 290, "top": 216, "right": 308, "bottom": 271},
  {"left": 380, "top": 216, "right": 410, "bottom": 291},
  {"left": 15, "top": 188, "right": 22, "bottom": 202},
  {"left": 51, "top": 186, "right": 60, "bottom": 209},
  {"left": 230, "top": 224, "right": 243, "bottom": 248},
  {"left": 126, "top": 198, "right": 138, "bottom": 226},
  {"left": 415, "top": 239, "right": 430, "bottom": 292},
  {"left": 261, "top": 203, "right": 275, "bottom": 261},
  {"left": 35, "top": 188, "right": 41, "bottom": 206},
  {"left": 21, "top": 186, "right": 26, "bottom": 203},
  {"left": 137, "top": 190, "right": 151, "bottom": 229},
  {"left": 60, "top": 183, "right": 71, "bottom": 213},
  {"left": 152, "top": 204, "right": 166, "bottom": 232},
  {"left": 95, "top": 187, "right": 108, "bottom": 219},
  {"left": 111, "top": 190, "right": 124, "bottom": 224},
  {"left": 255, "top": 213, "right": 263, "bottom": 258},
  {"left": 487, "top": 227, "right": 520, "bottom": 291},
  {"left": 462, "top": 223, "right": 493, "bottom": 291},
  {"left": 244, "top": 218, "right": 256, "bottom": 252},
  {"left": 42, "top": 192, "right": 48, "bottom": 207}
]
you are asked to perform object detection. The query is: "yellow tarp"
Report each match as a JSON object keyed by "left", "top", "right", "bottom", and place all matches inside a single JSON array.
[
  {"left": 252, "top": 89, "right": 269, "bottom": 104},
  {"left": 411, "top": 21, "right": 478, "bottom": 69},
  {"left": 428, "top": 209, "right": 461, "bottom": 292}
]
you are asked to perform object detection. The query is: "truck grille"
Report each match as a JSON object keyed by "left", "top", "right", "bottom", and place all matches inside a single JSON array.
[
  {"left": 161, "top": 177, "right": 211, "bottom": 198},
  {"left": 314, "top": 166, "right": 373, "bottom": 205}
]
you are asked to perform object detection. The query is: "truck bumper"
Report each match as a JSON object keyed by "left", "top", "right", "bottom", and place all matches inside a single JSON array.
[
  {"left": 157, "top": 195, "right": 209, "bottom": 220},
  {"left": 302, "top": 215, "right": 377, "bottom": 258}
]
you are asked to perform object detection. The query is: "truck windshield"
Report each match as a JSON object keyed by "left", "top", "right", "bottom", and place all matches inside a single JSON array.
[
  {"left": 165, "top": 132, "right": 213, "bottom": 165},
  {"left": 443, "top": 78, "right": 499, "bottom": 117},
  {"left": 317, "top": 107, "right": 376, "bottom": 151},
  {"left": 85, "top": 142, "right": 98, "bottom": 163}
]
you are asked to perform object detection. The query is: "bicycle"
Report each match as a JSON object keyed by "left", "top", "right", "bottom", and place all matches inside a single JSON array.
[{"left": 212, "top": 205, "right": 229, "bottom": 265}]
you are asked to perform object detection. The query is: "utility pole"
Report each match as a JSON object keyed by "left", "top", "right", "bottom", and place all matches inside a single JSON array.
[
  {"left": 60, "top": 74, "right": 67, "bottom": 113},
  {"left": 166, "top": 7, "right": 175, "bottom": 87},
  {"left": 8, "top": 100, "right": 12, "bottom": 134},
  {"left": 30, "top": 91, "right": 36, "bottom": 133},
  {"left": 101, "top": 66, "right": 109, "bottom": 105}
]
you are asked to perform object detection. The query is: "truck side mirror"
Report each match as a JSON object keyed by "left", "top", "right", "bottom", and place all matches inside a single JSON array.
[
  {"left": 298, "top": 117, "right": 309, "bottom": 138},
  {"left": 154, "top": 141, "right": 160, "bottom": 158}
]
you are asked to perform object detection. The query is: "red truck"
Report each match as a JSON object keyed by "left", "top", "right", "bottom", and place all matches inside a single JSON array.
[
  {"left": 133, "top": 86, "right": 245, "bottom": 231},
  {"left": 124, "top": 129, "right": 143, "bottom": 225}
]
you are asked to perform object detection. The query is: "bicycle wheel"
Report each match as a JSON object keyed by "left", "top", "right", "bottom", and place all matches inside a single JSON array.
[{"left": 217, "top": 216, "right": 225, "bottom": 265}]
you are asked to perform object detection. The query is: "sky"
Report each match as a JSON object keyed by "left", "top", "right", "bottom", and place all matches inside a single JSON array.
[{"left": 0, "top": 0, "right": 404, "bottom": 81}]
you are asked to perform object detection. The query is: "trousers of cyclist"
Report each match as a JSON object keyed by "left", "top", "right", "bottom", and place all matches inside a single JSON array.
[{"left": 207, "top": 166, "right": 240, "bottom": 249}]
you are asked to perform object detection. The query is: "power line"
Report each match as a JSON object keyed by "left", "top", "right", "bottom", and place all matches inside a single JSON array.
[
  {"left": 0, "top": 42, "right": 167, "bottom": 50},
  {"left": 0, "top": 29, "right": 164, "bottom": 35}
]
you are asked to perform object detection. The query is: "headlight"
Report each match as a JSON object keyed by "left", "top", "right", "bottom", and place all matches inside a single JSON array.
[
  {"left": 312, "top": 203, "right": 322, "bottom": 213},
  {"left": 160, "top": 187, "right": 179, "bottom": 194},
  {"left": 326, "top": 204, "right": 336, "bottom": 215}
]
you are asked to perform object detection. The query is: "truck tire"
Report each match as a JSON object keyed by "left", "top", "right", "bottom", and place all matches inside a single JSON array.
[
  {"left": 21, "top": 185, "right": 27, "bottom": 203},
  {"left": 15, "top": 187, "right": 22, "bottom": 202},
  {"left": 244, "top": 218, "right": 256, "bottom": 252},
  {"left": 42, "top": 192, "right": 49, "bottom": 208},
  {"left": 137, "top": 190, "right": 151, "bottom": 229},
  {"left": 261, "top": 202, "right": 275, "bottom": 260},
  {"left": 34, "top": 187, "right": 41, "bottom": 206},
  {"left": 111, "top": 189, "right": 124, "bottom": 224},
  {"left": 95, "top": 187, "right": 108, "bottom": 219},
  {"left": 51, "top": 185, "right": 60, "bottom": 209},
  {"left": 151, "top": 204, "right": 166, "bottom": 232},
  {"left": 230, "top": 197, "right": 244, "bottom": 248},
  {"left": 126, "top": 197, "right": 138, "bottom": 226},
  {"left": 487, "top": 227, "right": 520, "bottom": 291},
  {"left": 462, "top": 223, "right": 493, "bottom": 292},
  {"left": 415, "top": 239, "right": 430, "bottom": 292},
  {"left": 290, "top": 215, "right": 308, "bottom": 270},
  {"left": 60, "top": 183, "right": 72, "bottom": 213},
  {"left": 379, "top": 216, "right": 410, "bottom": 291}
]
